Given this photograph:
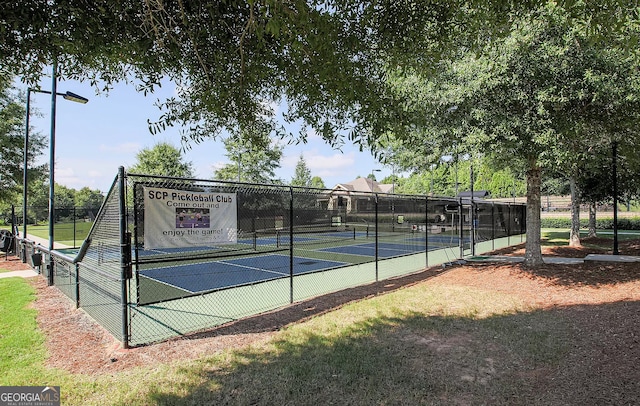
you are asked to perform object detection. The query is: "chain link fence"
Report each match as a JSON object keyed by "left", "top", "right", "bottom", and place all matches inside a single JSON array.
[
  {"left": 16, "top": 167, "right": 526, "bottom": 348},
  {"left": 3, "top": 205, "right": 102, "bottom": 248}
]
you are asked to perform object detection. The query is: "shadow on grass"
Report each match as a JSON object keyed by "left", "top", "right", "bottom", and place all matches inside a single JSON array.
[
  {"left": 517, "top": 261, "right": 640, "bottom": 287},
  {"left": 147, "top": 300, "right": 640, "bottom": 406}
]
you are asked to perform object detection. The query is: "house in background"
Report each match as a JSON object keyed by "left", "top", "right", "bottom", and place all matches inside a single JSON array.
[
  {"left": 456, "top": 190, "right": 490, "bottom": 204},
  {"left": 326, "top": 177, "right": 395, "bottom": 213}
]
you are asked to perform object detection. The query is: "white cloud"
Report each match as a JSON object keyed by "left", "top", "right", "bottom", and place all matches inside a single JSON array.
[
  {"left": 307, "top": 152, "right": 356, "bottom": 175},
  {"left": 54, "top": 159, "right": 118, "bottom": 192},
  {"left": 212, "top": 160, "right": 226, "bottom": 169},
  {"left": 190, "top": 161, "right": 226, "bottom": 179},
  {"left": 99, "top": 142, "right": 142, "bottom": 154},
  {"left": 55, "top": 167, "right": 85, "bottom": 190},
  {"left": 282, "top": 149, "right": 357, "bottom": 180}
]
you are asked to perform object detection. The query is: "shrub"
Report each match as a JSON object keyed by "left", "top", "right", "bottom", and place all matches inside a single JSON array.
[{"left": 541, "top": 217, "right": 640, "bottom": 230}]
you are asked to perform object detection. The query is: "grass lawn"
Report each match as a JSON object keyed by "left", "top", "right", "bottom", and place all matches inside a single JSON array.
[
  {"left": 1, "top": 230, "right": 638, "bottom": 405},
  {"left": 24, "top": 222, "right": 93, "bottom": 247},
  {"left": 2, "top": 275, "right": 550, "bottom": 405},
  {"left": 543, "top": 227, "right": 640, "bottom": 247},
  {"left": 0, "top": 278, "right": 48, "bottom": 384}
]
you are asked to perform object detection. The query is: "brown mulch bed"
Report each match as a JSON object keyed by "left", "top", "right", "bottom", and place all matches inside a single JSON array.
[
  {"left": 490, "top": 236, "right": 640, "bottom": 258},
  {"left": 3, "top": 238, "right": 640, "bottom": 385},
  {"left": 0, "top": 255, "right": 33, "bottom": 271}
]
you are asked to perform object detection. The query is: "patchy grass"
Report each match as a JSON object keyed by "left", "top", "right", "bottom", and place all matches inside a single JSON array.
[{"left": 0, "top": 278, "right": 47, "bottom": 384}]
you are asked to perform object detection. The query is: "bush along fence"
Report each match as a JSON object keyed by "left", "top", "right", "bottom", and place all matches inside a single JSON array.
[
  {"left": 16, "top": 167, "right": 526, "bottom": 348},
  {"left": 540, "top": 217, "right": 640, "bottom": 230}
]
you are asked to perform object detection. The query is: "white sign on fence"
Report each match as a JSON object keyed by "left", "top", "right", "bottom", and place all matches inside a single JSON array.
[{"left": 143, "top": 187, "right": 238, "bottom": 249}]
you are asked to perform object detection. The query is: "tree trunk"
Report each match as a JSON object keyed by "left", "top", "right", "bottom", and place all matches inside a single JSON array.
[
  {"left": 569, "top": 177, "right": 582, "bottom": 247},
  {"left": 524, "top": 160, "right": 544, "bottom": 267},
  {"left": 588, "top": 201, "right": 597, "bottom": 238}
]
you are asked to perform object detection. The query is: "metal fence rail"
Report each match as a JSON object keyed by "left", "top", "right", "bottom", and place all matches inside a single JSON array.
[{"left": 15, "top": 167, "right": 526, "bottom": 348}]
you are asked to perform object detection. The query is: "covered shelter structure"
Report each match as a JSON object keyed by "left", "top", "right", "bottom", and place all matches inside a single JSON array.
[{"left": 327, "top": 178, "right": 395, "bottom": 214}]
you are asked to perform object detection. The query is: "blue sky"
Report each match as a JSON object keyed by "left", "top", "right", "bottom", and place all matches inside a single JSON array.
[{"left": 22, "top": 74, "right": 395, "bottom": 194}]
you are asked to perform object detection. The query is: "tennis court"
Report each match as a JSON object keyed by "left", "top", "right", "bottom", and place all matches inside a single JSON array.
[
  {"left": 29, "top": 170, "right": 526, "bottom": 347},
  {"left": 135, "top": 229, "right": 467, "bottom": 295},
  {"left": 139, "top": 253, "right": 348, "bottom": 295},
  {"left": 319, "top": 241, "right": 430, "bottom": 258},
  {"left": 134, "top": 230, "right": 432, "bottom": 305}
]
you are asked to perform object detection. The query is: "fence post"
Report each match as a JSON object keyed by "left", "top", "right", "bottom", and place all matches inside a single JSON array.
[
  {"left": 507, "top": 203, "right": 512, "bottom": 246},
  {"left": 289, "top": 187, "right": 294, "bottom": 304},
  {"left": 118, "top": 166, "right": 130, "bottom": 349},
  {"left": 425, "top": 196, "right": 429, "bottom": 267},
  {"left": 47, "top": 251, "right": 54, "bottom": 286},
  {"left": 470, "top": 165, "right": 475, "bottom": 256},
  {"left": 458, "top": 198, "right": 464, "bottom": 259},
  {"left": 375, "top": 193, "right": 379, "bottom": 282},
  {"left": 10, "top": 205, "right": 16, "bottom": 258},
  {"left": 471, "top": 203, "right": 476, "bottom": 257},
  {"left": 491, "top": 203, "right": 495, "bottom": 251},
  {"left": 520, "top": 205, "right": 525, "bottom": 242},
  {"left": 132, "top": 181, "right": 141, "bottom": 305},
  {"left": 75, "top": 263, "right": 80, "bottom": 308},
  {"left": 73, "top": 206, "right": 76, "bottom": 248}
]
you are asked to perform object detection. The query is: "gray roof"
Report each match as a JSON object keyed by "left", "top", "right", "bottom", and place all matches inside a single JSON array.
[
  {"left": 456, "top": 190, "right": 490, "bottom": 198},
  {"left": 333, "top": 178, "right": 394, "bottom": 193}
]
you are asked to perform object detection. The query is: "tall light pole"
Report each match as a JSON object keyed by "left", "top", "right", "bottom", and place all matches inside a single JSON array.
[
  {"left": 23, "top": 63, "right": 88, "bottom": 281},
  {"left": 23, "top": 87, "right": 89, "bottom": 241},
  {"left": 23, "top": 88, "right": 32, "bottom": 241},
  {"left": 369, "top": 168, "right": 381, "bottom": 191},
  {"left": 446, "top": 105, "right": 459, "bottom": 197},
  {"left": 49, "top": 64, "right": 89, "bottom": 258},
  {"left": 390, "top": 165, "right": 396, "bottom": 194}
]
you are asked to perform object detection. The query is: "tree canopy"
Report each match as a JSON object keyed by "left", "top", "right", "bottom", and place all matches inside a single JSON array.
[
  {"left": 378, "top": 3, "right": 640, "bottom": 265},
  {"left": 0, "top": 75, "right": 47, "bottom": 205},
  {"left": 3, "top": 1, "right": 638, "bottom": 150},
  {"left": 127, "top": 142, "right": 194, "bottom": 178},
  {"left": 74, "top": 187, "right": 105, "bottom": 209},
  {"left": 213, "top": 131, "right": 283, "bottom": 184},
  {"left": 291, "top": 155, "right": 313, "bottom": 187},
  {"left": 3, "top": 1, "right": 640, "bottom": 266}
]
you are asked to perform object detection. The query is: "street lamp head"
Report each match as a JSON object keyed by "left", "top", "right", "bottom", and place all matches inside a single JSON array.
[
  {"left": 62, "top": 91, "right": 89, "bottom": 104},
  {"left": 370, "top": 168, "right": 382, "bottom": 181}
]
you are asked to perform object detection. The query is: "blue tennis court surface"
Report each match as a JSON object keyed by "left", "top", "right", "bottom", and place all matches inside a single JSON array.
[
  {"left": 319, "top": 242, "right": 427, "bottom": 258},
  {"left": 247, "top": 230, "right": 365, "bottom": 246},
  {"left": 140, "top": 254, "right": 347, "bottom": 293},
  {"left": 407, "top": 235, "right": 470, "bottom": 244}
]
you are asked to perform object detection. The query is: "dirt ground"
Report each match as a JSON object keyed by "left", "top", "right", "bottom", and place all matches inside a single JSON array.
[{"left": 2, "top": 237, "right": 640, "bottom": 396}]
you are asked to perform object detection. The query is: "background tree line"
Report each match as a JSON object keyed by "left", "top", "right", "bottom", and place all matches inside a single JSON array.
[{"left": 0, "top": 78, "right": 105, "bottom": 225}]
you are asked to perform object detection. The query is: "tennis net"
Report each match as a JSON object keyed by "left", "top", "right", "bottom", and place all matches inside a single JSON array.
[{"left": 267, "top": 225, "right": 359, "bottom": 248}]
